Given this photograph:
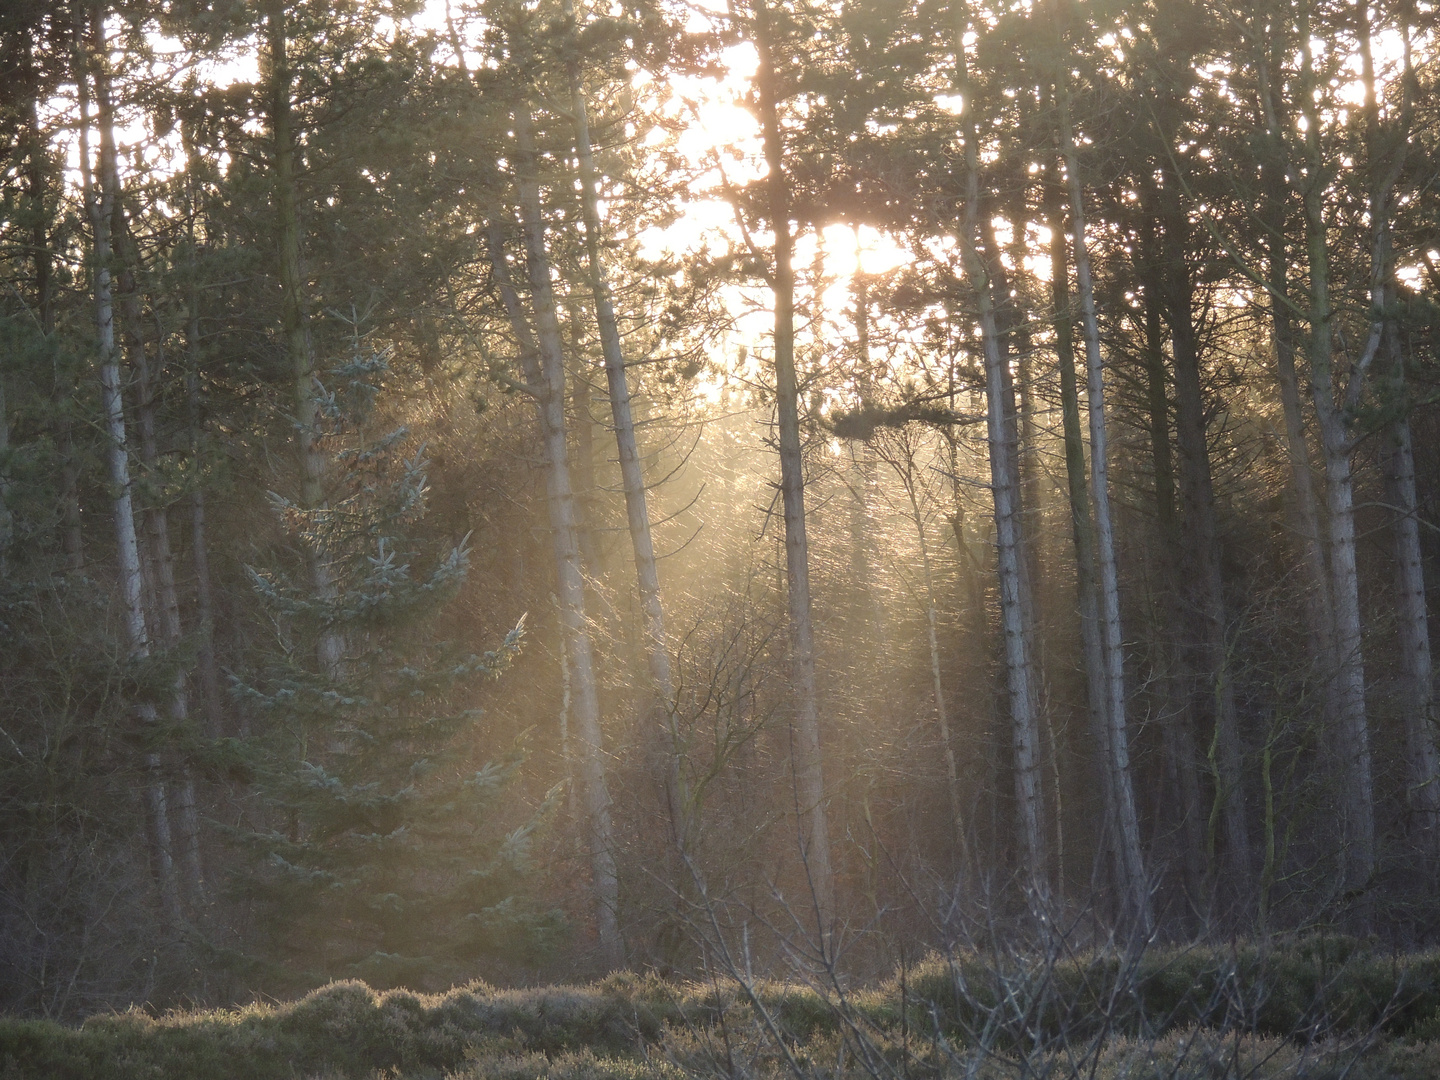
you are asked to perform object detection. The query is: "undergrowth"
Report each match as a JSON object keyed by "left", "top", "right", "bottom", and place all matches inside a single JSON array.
[{"left": 3, "top": 941, "right": 1440, "bottom": 1079}]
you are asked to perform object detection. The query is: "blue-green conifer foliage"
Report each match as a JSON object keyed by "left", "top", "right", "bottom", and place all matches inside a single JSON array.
[{"left": 228, "top": 341, "right": 560, "bottom": 991}]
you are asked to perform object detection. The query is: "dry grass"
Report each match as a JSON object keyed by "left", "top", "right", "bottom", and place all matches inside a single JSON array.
[{"left": 2, "top": 942, "right": 1440, "bottom": 1079}]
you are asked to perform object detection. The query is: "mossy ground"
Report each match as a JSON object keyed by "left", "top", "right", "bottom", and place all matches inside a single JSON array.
[{"left": 5, "top": 943, "right": 1440, "bottom": 1079}]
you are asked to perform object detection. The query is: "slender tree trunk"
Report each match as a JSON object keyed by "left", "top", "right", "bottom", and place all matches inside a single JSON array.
[
  {"left": 1266, "top": 186, "right": 1337, "bottom": 716},
  {"left": 1129, "top": 3, "right": 1250, "bottom": 911},
  {"left": 979, "top": 180, "right": 1048, "bottom": 886},
  {"left": 1001, "top": 190, "right": 1044, "bottom": 601},
  {"left": 1306, "top": 321, "right": 1375, "bottom": 892},
  {"left": 183, "top": 131, "right": 225, "bottom": 737},
  {"left": 1161, "top": 242, "right": 1251, "bottom": 902},
  {"left": 182, "top": 154, "right": 226, "bottom": 739},
  {"left": 1386, "top": 330, "right": 1440, "bottom": 855},
  {"left": 114, "top": 222, "right": 207, "bottom": 909},
  {"left": 1057, "top": 104, "right": 1152, "bottom": 933},
  {"left": 1387, "top": 378, "right": 1438, "bottom": 863},
  {"left": 78, "top": 16, "right": 180, "bottom": 928},
  {"left": 498, "top": 104, "right": 623, "bottom": 969},
  {"left": 944, "top": 374, "right": 988, "bottom": 639},
  {"left": 978, "top": 212, "right": 1037, "bottom": 622},
  {"left": 564, "top": 349, "right": 628, "bottom": 642},
  {"left": 1359, "top": 3, "right": 1439, "bottom": 860},
  {"left": 561, "top": 9, "right": 686, "bottom": 850},
  {"left": 569, "top": 366, "right": 602, "bottom": 582},
  {"left": 1046, "top": 168, "right": 1143, "bottom": 927},
  {"left": 189, "top": 459, "right": 224, "bottom": 732},
  {"left": 954, "top": 0, "right": 1045, "bottom": 893},
  {"left": 1255, "top": 34, "right": 1341, "bottom": 778},
  {"left": 146, "top": 403, "right": 206, "bottom": 904},
  {"left": 1140, "top": 275, "right": 1206, "bottom": 912},
  {"left": 982, "top": 189, "right": 1039, "bottom": 538},
  {"left": 1306, "top": 288, "right": 1375, "bottom": 892},
  {"left": 752, "top": 0, "right": 835, "bottom": 929},
  {"left": 266, "top": 0, "right": 341, "bottom": 676},
  {"left": 1298, "top": 24, "right": 1375, "bottom": 894},
  {"left": 1046, "top": 174, "right": 1111, "bottom": 869},
  {"left": 909, "top": 472, "right": 964, "bottom": 851}
]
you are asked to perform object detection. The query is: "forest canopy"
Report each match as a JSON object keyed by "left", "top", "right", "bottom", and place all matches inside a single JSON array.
[{"left": 2, "top": 0, "right": 1439, "bottom": 1020}]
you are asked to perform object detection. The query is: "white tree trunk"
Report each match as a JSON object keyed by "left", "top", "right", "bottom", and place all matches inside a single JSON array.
[
  {"left": 79, "top": 20, "right": 180, "bottom": 928},
  {"left": 1058, "top": 101, "right": 1152, "bottom": 933},
  {"left": 1298, "top": 25, "right": 1375, "bottom": 890},
  {"left": 954, "top": 0, "right": 1045, "bottom": 894},
  {"left": 497, "top": 106, "right": 623, "bottom": 970},
  {"left": 123, "top": 275, "right": 207, "bottom": 909},
  {"left": 1046, "top": 161, "right": 1150, "bottom": 929},
  {"left": 1361, "top": 0, "right": 1437, "bottom": 862},
  {"left": 1269, "top": 232, "right": 1337, "bottom": 721},
  {"left": 1255, "top": 34, "right": 1353, "bottom": 906},
  {"left": 753, "top": 0, "right": 835, "bottom": 930},
  {"left": 561, "top": 6, "right": 684, "bottom": 849}
]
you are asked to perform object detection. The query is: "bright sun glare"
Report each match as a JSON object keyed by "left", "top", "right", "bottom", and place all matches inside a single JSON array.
[{"left": 106, "top": 0, "right": 1421, "bottom": 381}]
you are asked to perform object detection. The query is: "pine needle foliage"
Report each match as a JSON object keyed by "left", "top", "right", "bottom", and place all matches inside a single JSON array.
[{"left": 226, "top": 343, "right": 560, "bottom": 992}]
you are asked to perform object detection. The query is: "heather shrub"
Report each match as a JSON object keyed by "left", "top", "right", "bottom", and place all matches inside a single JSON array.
[{"left": 5, "top": 942, "right": 1440, "bottom": 1078}]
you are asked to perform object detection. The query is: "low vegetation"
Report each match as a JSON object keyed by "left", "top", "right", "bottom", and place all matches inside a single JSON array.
[{"left": 6, "top": 940, "right": 1440, "bottom": 1079}]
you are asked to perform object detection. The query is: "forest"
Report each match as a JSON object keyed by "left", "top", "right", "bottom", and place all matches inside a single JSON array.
[{"left": 3, "top": 0, "right": 1440, "bottom": 1039}]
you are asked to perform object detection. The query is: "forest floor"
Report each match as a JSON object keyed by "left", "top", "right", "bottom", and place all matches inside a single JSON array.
[{"left": 3, "top": 940, "right": 1440, "bottom": 1079}]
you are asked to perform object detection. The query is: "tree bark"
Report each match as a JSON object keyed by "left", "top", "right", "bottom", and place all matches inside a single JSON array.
[
  {"left": 752, "top": 0, "right": 835, "bottom": 930},
  {"left": 1046, "top": 173, "right": 1112, "bottom": 880},
  {"left": 114, "top": 216, "right": 207, "bottom": 909},
  {"left": 1265, "top": 179, "right": 1337, "bottom": 721},
  {"left": 569, "top": 363, "right": 603, "bottom": 587},
  {"left": 1159, "top": 223, "right": 1251, "bottom": 902},
  {"left": 1139, "top": 273, "right": 1206, "bottom": 913},
  {"left": 1046, "top": 162, "right": 1150, "bottom": 931},
  {"left": 977, "top": 212, "right": 1037, "bottom": 625},
  {"left": 561, "top": 5, "right": 686, "bottom": 851},
  {"left": 1297, "top": 22, "right": 1375, "bottom": 895},
  {"left": 1252, "top": 28, "right": 1344, "bottom": 831},
  {"left": 1058, "top": 112, "right": 1151, "bottom": 934},
  {"left": 497, "top": 104, "right": 623, "bottom": 969},
  {"left": 1001, "top": 189, "right": 1044, "bottom": 597},
  {"left": 1359, "top": 2, "right": 1439, "bottom": 860},
  {"left": 78, "top": 11, "right": 180, "bottom": 928},
  {"left": 954, "top": 0, "right": 1045, "bottom": 894}
]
